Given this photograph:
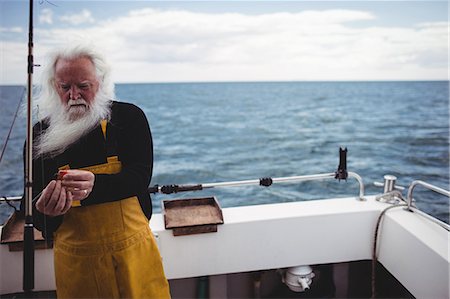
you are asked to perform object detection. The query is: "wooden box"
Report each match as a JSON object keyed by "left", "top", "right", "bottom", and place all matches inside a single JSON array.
[
  {"left": 1, "top": 211, "right": 50, "bottom": 251},
  {"left": 162, "top": 197, "right": 224, "bottom": 236}
]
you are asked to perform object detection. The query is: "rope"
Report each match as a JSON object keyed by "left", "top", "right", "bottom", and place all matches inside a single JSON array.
[
  {"left": 371, "top": 203, "right": 407, "bottom": 299},
  {"left": 0, "top": 87, "right": 26, "bottom": 164}
]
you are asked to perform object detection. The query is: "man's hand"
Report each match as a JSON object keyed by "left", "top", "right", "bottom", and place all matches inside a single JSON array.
[
  {"left": 36, "top": 180, "right": 73, "bottom": 216},
  {"left": 60, "top": 169, "right": 95, "bottom": 201}
]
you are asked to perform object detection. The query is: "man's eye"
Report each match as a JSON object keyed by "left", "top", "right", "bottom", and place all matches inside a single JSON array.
[
  {"left": 61, "top": 85, "right": 70, "bottom": 91},
  {"left": 78, "top": 84, "right": 89, "bottom": 90}
]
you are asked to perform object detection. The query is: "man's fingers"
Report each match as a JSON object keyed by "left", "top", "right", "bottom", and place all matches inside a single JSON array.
[
  {"left": 62, "top": 169, "right": 94, "bottom": 182},
  {"left": 41, "top": 180, "right": 56, "bottom": 199},
  {"left": 62, "top": 181, "right": 91, "bottom": 191},
  {"left": 45, "top": 180, "right": 62, "bottom": 211},
  {"left": 69, "top": 188, "right": 89, "bottom": 201},
  {"left": 36, "top": 170, "right": 94, "bottom": 215},
  {"left": 61, "top": 170, "right": 94, "bottom": 198},
  {"left": 62, "top": 170, "right": 94, "bottom": 200},
  {"left": 61, "top": 190, "right": 73, "bottom": 214},
  {"left": 35, "top": 197, "right": 45, "bottom": 213},
  {"left": 53, "top": 186, "right": 67, "bottom": 214},
  {"left": 36, "top": 180, "right": 56, "bottom": 214},
  {"left": 36, "top": 180, "right": 72, "bottom": 216}
]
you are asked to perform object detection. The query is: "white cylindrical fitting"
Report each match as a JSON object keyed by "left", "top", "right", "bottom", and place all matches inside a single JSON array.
[{"left": 283, "top": 265, "right": 315, "bottom": 292}]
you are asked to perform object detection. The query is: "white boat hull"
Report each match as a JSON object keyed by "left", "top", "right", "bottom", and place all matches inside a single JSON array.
[{"left": 1, "top": 195, "right": 449, "bottom": 298}]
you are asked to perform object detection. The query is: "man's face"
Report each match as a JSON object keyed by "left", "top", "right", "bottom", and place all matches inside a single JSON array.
[{"left": 54, "top": 56, "right": 100, "bottom": 120}]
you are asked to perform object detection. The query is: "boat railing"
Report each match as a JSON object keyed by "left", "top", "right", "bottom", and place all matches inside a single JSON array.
[
  {"left": 407, "top": 180, "right": 450, "bottom": 210},
  {"left": 147, "top": 147, "right": 366, "bottom": 198},
  {"left": 0, "top": 196, "right": 22, "bottom": 202},
  {"left": 1, "top": 171, "right": 366, "bottom": 207},
  {"left": 148, "top": 171, "right": 366, "bottom": 201},
  {"left": 406, "top": 180, "right": 450, "bottom": 231}
]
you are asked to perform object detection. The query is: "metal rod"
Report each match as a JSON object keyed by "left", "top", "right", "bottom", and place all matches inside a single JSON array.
[
  {"left": 407, "top": 180, "right": 450, "bottom": 210},
  {"left": 0, "top": 196, "right": 23, "bottom": 202},
  {"left": 151, "top": 171, "right": 366, "bottom": 200},
  {"left": 202, "top": 173, "right": 336, "bottom": 188},
  {"left": 348, "top": 171, "right": 365, "bottom": 201},
  {"left": 204, "top": 172, "right": 365, "bottom": 200},
  {"left": 23, "top": 0, "right": 35, "bottom": 293},
  {"left": 202, "top": 178, "right": 262, "bottom": 188}
]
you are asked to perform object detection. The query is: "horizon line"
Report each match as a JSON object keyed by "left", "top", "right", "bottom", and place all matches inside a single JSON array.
[{"left": 1, "top": 79, "right": 448, "bottom": 87}]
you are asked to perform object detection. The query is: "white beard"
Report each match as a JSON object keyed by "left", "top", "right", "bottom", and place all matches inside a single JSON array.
[{"left": 35, "top": 91, "right": 112, "bottom": 158}]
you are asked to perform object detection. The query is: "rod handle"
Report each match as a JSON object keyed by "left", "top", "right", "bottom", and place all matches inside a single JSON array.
[{"left": 23, "top": 216, "right": 35, "bottom": 292}]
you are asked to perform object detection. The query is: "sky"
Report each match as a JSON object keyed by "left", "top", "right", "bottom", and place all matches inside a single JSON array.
[{"left": 0, "top": 1, "right": 448, "bottom": 84}]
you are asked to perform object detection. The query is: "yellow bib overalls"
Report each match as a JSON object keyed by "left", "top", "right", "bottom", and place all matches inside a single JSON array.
[{"left": 53, "top": 121, "right": 171, "bottom": 298}]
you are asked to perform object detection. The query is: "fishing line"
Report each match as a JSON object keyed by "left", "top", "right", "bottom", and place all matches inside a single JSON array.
[
  {"left": 0, "top": 87, "right": 26, "bottom": 165},
  {"left": 0, "top": 87, "right": 25, "bottom": 213}
]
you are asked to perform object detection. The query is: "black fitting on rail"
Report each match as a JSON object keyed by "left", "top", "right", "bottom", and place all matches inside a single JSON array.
[
  {"left": 148, "top": 184, "right": 203, "bottom": 194},
  {"left": 162, "top": 185, "right": 179, "bottom": 194},
  {"left": 259, "top": 177, "right": 273, "bottom": 187},
  {"left": 335, "top": 147, "right": 348, "bottom": 181},
  {"left": 148, "top": 185, "right": 159, "bottom": 194}
]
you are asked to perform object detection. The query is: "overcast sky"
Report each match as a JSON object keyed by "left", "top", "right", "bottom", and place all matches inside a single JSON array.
[{"left": 0, "top": 1, "right": 448, "bottom": 84}]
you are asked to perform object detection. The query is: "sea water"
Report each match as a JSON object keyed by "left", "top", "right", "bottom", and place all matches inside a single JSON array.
[{"left": 0, "top": 81, "right": 448, "bottom": 224}]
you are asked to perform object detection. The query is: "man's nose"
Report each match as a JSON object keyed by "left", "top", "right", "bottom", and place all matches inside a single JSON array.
[{"left": 69, "top": 86, "right": 81, "bottom": 99}]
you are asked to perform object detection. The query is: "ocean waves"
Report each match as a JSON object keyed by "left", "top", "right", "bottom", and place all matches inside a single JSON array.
[{"left": 1, "top": 81, "right": 448, "bottom": 224}]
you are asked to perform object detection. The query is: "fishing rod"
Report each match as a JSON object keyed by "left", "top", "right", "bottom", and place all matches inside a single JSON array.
[
  {"left": 23, "top": 0, "right": 35, "bottom": 293},
  {"left": 148, "top": 148, "right": 366, "bottom": 201}
]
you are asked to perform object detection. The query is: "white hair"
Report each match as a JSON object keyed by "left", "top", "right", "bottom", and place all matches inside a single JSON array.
[
  {"left": 34, "top": 43, "right": 115, "bottom": 158},
  {"left": 35, "top": 43, "right": 115, "bottom": 120}
]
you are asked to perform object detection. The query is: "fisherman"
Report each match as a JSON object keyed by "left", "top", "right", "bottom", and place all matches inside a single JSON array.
[{"left": 24, "top": 43, "right": 171, "bottom": 298}]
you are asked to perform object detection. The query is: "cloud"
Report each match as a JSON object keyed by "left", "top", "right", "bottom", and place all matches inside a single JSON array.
[
  {"left": 1, "top": 8, "right": 448, "bottom": 84},
  {"left": 0, "top": 41, "right": 27, "bottom": 85},
  {"left": 103, "top": 8, "right": 376, "bottom": 65},
  {"left": 59, "top": 9, "right": 95, "bottom": 25},
  {"left": 0, "top": 27, "right": 23, "bottom": 33},
  {"left": 39, "top": 8, "right": 53, "bottom": 25}
]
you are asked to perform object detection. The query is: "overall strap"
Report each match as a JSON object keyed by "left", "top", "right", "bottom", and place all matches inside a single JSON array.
[{"left": 100, "top": 119, "right": 107, "bottom": 140}]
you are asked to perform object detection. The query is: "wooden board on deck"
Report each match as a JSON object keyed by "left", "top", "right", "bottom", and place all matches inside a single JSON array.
[{"left": 0, "top": 211, "right": 50, "bottom": 251}]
